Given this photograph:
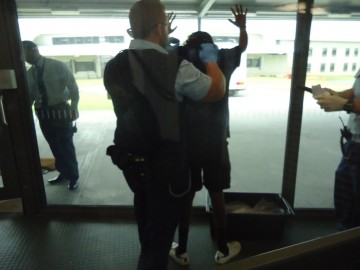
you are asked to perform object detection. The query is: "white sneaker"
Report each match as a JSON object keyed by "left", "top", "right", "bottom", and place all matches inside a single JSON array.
[
  {"left": 169, "top": 242, "right": 189, "bottom": 266},
  {"left": 215, "top": 241, "right": 241, "bottom": 264}
]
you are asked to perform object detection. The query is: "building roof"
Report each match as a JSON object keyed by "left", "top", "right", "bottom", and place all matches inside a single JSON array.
[{"left": 15, "top": 0, "right": 360, "bottom": 20}]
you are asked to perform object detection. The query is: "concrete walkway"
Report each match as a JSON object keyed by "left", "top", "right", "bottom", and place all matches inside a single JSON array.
[{"left": 36, "top": 77, "right": 349, "bottom": 209}]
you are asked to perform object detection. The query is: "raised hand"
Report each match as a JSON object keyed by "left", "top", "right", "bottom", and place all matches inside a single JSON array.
[
  {"left": 167, "top": 12, "right": 178, "bottom": 34},
  {"left": 228, "top": 4, "right": 247, "bottom": 29}
]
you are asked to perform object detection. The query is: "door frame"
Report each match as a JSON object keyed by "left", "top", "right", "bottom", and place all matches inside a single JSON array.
[{"left": 0, "top": 0, "right": 46, "bottom": 214}]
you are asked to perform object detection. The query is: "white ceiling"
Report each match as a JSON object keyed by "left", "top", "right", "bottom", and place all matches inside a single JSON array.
[{"left": 15, "top": 0, "right": 360, "bottom": 20}]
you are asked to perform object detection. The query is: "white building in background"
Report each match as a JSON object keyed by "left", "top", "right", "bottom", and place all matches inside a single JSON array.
[
  {"left": 19, "top": 18, "right": 360, "bottom": 79},
  {"left": 32, "top": 33, "right": 129, "bottom": 79},
  {"left": 307, "top": 41, "right": 360, "bottom": 76}
]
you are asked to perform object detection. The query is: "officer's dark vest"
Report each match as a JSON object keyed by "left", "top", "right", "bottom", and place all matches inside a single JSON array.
[{"left": 103, "top": 49, "right": 182, "bottom": 155}]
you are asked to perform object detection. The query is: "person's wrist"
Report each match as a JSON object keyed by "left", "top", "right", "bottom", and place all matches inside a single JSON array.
[
  {"left": 202, "top": 56, "right": 217, "bottom": 63},
  {"left": 343, "top": 100, "right": 354, "bottom": 113},
  {"left": 240, "top": 25, "right": 246, "bottom": 31}
]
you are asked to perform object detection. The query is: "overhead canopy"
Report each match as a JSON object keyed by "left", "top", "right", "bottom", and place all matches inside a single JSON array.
[{"left": 15, "top": 0, "right": 360, "bottom": 20}]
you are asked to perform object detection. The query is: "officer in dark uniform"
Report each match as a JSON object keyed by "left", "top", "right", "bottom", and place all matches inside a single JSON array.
[
  {"left": 103, "top": 1, "right": 226, "bottom": 269},
  {"left": 22, "top": 40, "right": 80, "bottom": 190}
]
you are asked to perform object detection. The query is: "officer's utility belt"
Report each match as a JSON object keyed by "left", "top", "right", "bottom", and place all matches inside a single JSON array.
[
  {"left": 117, "top": 152, "right": 146, "bottom": 171},
  {"left": 35, "top": 102, "right": 78, "bottom": 122},
  {"left": 106, "top": 145, "right": 145, "bottom": 170},
  {"left": 106, "top": 142, "right": 189, "bottom": 191}
]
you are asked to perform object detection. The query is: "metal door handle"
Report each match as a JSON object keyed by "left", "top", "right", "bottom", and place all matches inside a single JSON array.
[{"left": 0, "top": 95, "right": 8, "bottom": 126}]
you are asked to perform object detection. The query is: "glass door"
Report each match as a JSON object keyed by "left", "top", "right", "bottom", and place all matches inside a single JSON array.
[
  {"left": 0, "top": 109, "right": 20, "bottom": 200},
  {"left": 0, "top": 1, "right": 21, "bottom": 201},
  {"left": 0, "top": 0, "right": 46, "bottom": 213}
]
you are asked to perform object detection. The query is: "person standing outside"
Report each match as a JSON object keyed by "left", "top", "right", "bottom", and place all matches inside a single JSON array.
[
  {"left": 315, "top": 73, "right": 360, "bottom": 231},
  {"left": 103, "top": 0, "right": 226, "bottom": 269},
  {"left": 22, "top": 40, "right": 80, "bottom": 190},
  {"left": 169, "top": 4, "right": 248, "bottom": 265}
]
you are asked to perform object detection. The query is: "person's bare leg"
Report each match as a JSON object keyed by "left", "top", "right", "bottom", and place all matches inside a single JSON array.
[{"left": 209, "top": 190, "right": 228, "bottom": 254}]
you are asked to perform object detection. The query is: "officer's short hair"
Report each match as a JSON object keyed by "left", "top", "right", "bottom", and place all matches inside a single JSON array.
[{"left": 129, "top": 0, "right": 166, "bottom": 39}]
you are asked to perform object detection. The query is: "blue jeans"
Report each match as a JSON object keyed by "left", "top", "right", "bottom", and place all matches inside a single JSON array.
[
  {"left": 39, "top": 120, "right": 79, "bottom": 181},
  {"left": 334, "top": 140, "right": 360, "bottom": 231}
]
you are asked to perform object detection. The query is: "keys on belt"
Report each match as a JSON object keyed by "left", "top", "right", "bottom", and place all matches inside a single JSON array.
[{"left": 127, "top": 154, "right": 145, "bottom": 163}]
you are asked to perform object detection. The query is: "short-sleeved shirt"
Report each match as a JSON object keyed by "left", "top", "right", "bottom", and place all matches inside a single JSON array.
[
  {"left": 184, "top": 45, "right": 243, "bottom": 147},
  {"left": 129, "top": 39, "right": 211, "bottom": 102},
  {"left": 182, "top": 45, "right": 243, "bottom": 191},
  {"left": 26, "top": 56, "right": 79, "bottom": 109},
  {"left": 348, "top": 68, "right": 360, "bottom": 134}
]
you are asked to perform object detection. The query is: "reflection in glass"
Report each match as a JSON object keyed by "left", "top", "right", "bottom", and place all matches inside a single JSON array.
[
  {"left": 20, "top": 16, "right": 298, "bottom": 206},
  {"left": 18, "top": 14, "right": 346, "bottom": 209},
  {"left": 0, "top": 169, "right": 3, "bottom": 188}
]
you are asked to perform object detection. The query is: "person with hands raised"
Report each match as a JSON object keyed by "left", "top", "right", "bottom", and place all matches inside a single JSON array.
[{"left": 169, "top": 4, "right": 248, "bottom": 267}]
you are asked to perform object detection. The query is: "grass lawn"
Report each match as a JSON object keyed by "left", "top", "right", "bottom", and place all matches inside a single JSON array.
[
  {"left": 77, "top": 79, "right": 113, "bottom": 110},
  {"left": 78, "top": 91, "right": 113, "bottom": 111},
  {"left": 76, "top": 75, "right": 354, "bottom": 111}
]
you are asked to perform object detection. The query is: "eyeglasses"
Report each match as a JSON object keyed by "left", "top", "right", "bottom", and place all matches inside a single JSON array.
[
  {"left": 127, "top": 28, "right": 133, "bottom": 38},
  {"left": 126, "top": 22, "right": 168, "bottom": 38}
]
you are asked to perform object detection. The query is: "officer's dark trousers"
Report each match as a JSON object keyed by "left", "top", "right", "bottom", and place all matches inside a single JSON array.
[
  {"left": 334, "top": 140, "right": 360, "bottom": 231},
  {"left": 123, "top": 169, "right": 188, "bottom": 270},
  {"left": 39, "top": 120, "right": 79, "bottom": 181}
]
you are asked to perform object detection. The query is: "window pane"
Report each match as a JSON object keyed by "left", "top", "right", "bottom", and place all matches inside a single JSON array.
[
  {"left": 200, "top": 17, "right": 296, "bottom": 199},
  {"left": 322, "top": 48, "right": 327, "bottom": 56},
  {"left": 0, "top": 169, "right": 3, "bottom": 188},
  {"left": 19, "top": 10, "right": 355, "bottom": 210},
  {"left": 296, "top": 19, "right": 360, "bottom": 208}
]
